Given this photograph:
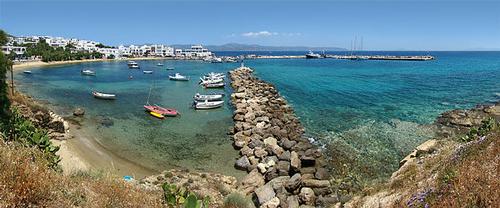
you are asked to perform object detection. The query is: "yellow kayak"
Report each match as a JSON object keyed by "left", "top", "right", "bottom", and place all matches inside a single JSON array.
[{"left": 149, "top": 111, "right": 165, "bottom": 119}]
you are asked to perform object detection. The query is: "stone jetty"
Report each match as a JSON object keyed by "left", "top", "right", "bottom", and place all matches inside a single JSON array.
[{"left": 230, "top": 66, "right": 333, "bottom": 207}]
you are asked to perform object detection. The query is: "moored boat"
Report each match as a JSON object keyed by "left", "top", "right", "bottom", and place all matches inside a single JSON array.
[
  {"left": 199, "top": 77, "right": 224, "bottom": 84},
  {"left": 305, "top": 50, "right": 322, "bottom": 59},
  {"left": 92, "top": 91, "right": 116, "bottom": 100},
  {"left": 143, "top": 70, "right": 154, "bottom": 74},
  {"left": 203, "top": 82, "right": 225, "bottom": 88},
  {"left": 193, "top": 100, "right": 224, "bottom": 110},
  {"left": 81, "top": 69, "right": 96, "bottom": 76},
  {"left": 169, "top": 73, "right": 189, "bottom": 81},
  {"left": 144, "top": 105, "right": 179, "bottom": 117},
  {"left": 165, "top": 67, "right": 175, "bottom": 70},
  {"left": 128, "top": 61, "right": 140, "bottom": 69},
  {"left": 157, "top": 63, "right": 164, "bottom": 66},
  {"left": 23, "top": 70, "right": 32, "bottom": 74},
  {"left": 194, "top": 93, "right": 224, "bottom": 101},
  {"left": 149, "top": 111, "right": 165, "bottom": 119}
]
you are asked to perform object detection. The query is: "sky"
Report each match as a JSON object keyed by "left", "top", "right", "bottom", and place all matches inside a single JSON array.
[{"left": 0, "top": 0, "right": 499, "bottom": 51}]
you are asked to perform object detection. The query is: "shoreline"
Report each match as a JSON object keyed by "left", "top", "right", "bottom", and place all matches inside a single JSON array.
[
  {"left": 10, "top": 91, "right": 158, "bottom": 178},
  {"left": 12, "top": 57, "right": 173, "bottom": 71}
]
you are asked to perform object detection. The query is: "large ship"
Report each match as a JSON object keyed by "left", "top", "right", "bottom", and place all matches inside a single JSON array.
[{"left": 305, "top": 50, "right": 322, "bottom": 59}]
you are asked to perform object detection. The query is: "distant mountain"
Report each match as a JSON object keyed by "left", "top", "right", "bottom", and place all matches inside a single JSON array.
[{"left": 171, "top": 43, "right": 347, "bottom": 51}]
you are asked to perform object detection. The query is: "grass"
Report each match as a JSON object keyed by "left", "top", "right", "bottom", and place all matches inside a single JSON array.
[
  {"left": 0, "top": 141, "right": 163, "bottom": 207},
  {"left": 223, "top": 192, "right": 255, "bottom": 208}
]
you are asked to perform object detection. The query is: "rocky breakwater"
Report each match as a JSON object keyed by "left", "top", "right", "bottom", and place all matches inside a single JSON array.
[{"left": 230, "top": 67, "right": 333, "bottom": 207}]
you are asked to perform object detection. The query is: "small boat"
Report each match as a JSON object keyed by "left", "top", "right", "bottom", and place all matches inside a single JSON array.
[
  {"left": 165, "top": 67, "right": 175, "bottom": 70},
  {"left": 144, "top": 105, "right": 179, "bottom": 117},
  {"left": 204, "top": 72, "right": 225, "bottom": 79},
  {"left": 194, "top": 100, "right": 224, "bottom": 110},
  {"left": 194, "top": 93, "right": 224, "bottom": 101},
  {"left": 211, "top": 57, "right": 223, "bottom": 63},
  {"left": 157, "top": 63, "right": 164, "bottom": 66},
  {"left": 305, "top": 50, "right": 322, "bottom": 59},
  {"left": 199, "top": 77, "right": 224, "bottom": 84},
  {"left": 23, "top": 71, "right": 32, "bottom": 74},
  {"left": 149, "top": 111, "right": 165, "bottom": 119},
  {"left": 128, "top": 61, "right": 140, "bottom": 69},
  {"left": 203, "top": 82, "right": 225, "bottom": 88},
  {"left": 92, "top": 91, "right": 116, "bottom": 100},
  {"left": 81, "top": 69, "right": 96, "bottom": 76},
  {"left": 169, "top": 73, "right": 189, "bottom": 81},
  {"left": 143, "top": 70, "right": 154, "bottom": 74}
]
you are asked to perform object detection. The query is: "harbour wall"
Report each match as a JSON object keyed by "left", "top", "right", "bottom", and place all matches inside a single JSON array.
[{"left": 229, "top": 66, "right": 335, "bottom": 207}]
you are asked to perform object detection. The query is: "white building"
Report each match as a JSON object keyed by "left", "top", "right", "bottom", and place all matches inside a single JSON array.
[
  {"left": 150, "top": 44, "right": 174, "bottom": 57},
  {"left": 98, "top": 48, "right": 120, "bottom": 58},
  {"left": 1, "top": 46, "right": 27, "bottom": 55},
  {"left": 182, "top": 45, "right": 212, "bottom": 58},
  {"left": 45, "top": 37, "right": 69, "bottom": 48}
]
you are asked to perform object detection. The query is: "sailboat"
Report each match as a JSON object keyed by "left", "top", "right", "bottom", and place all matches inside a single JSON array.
[{"left": 143, "top": 84, "right": 179, "bottom": 117}]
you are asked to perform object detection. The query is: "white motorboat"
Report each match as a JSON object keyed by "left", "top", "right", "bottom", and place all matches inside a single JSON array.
[
  {"left": 194, "top": 100, "right": 224, "bottom": 109},
  {"left": 211, "top": 57, "right": 223, "bottom": 63},
  {"left": 194, "top": 93, "right": 224, "bottom": 101},
  {"left": 305, "top": 50, "right": 322, "bottom": 59},
  {"left": 129, "top": 63, "right": 140, "bottom": 69},
  {"left": 203, "top": 72, "right": 225, "bottom": 79},
  {"left": 81, "top": 69, "right": 96, "bottom": 76},
  {"left": 203, "top": 82, "right": 225, "bottom": 88},
  {"left": 199, "top": 77, "right": 224, "bottom": 84},
  {"left": 92, "top": 91, "right": 116, "bottom": 100},
  {"left": 143, "top": 70, "right": 154, "bottom": 74},
  {"left": 157, "top": 63, "right": 164, "bottom": 66},
  {"left": 23, "top": 70, "right": 32, "bottom": 74},
  {"left": 169, "top": 73, "right": 189, "bottom": 81}
]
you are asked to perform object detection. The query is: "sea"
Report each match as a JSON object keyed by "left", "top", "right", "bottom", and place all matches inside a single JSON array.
[{"left": 15, "top": 51, "right": 500, "bottom": 180}]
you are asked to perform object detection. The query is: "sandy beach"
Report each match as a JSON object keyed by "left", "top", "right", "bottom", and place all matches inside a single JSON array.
[
  {"left": 12, "top": 57, "right": 173, "bottom": 71},
  {"left": 56, "top": 123, "right": 156, "bottom": 178}
]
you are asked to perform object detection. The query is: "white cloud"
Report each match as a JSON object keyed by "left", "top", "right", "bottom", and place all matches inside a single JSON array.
[{"left": 241, "top": 31, "right": 279, "bottom": 37}]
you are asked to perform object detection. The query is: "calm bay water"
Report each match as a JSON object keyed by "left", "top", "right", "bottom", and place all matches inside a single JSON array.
[{"left": 16, "top": 51, "right": 500, "bottom": 179}]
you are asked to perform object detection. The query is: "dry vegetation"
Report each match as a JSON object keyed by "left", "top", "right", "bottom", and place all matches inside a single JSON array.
[{"left": 0, "top": 140, "right": 163, "bottom": 207}]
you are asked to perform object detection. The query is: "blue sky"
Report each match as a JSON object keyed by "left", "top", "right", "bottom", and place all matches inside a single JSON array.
[{"left": 1, "top": 0, "right": 499, "bottom": 50}]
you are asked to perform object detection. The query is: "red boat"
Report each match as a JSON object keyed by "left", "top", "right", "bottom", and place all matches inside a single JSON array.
[{"left": 144, "top": 105, "right": 178, "bottom": 117}]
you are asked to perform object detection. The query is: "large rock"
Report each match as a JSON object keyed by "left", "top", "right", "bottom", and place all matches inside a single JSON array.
[
  {"left": 267, "top": 176, "right": 290, "bottom": 191},
  {"left": 302, "top": 179, "right": 330, "bottom": 188},
  {"left": 239, "top": 169, "right": 265, "bottom": 195},
  {"left": 255, "top": 147, "right": 269, "bottom": 158},
  {"left": 286, "top": 195, "right": 300, "bottom": 208},
  {"left": 286, "top": 173, "right": 302, "bottom": 191},
  {"left": 277, "top": 161, "right": 290, "bottom": 176},
  {"left": 73, "top": 108, "right": 85, "bottom": 116},
  {"left": 255, "top": 184, "right": 276, "bottom": 205},
  {"left": 261, "top": 197, "right": 280, "bottom": 208},
  {"left": 315, "top": 168, "right": 329, "bottom": 180},
  {"left": 299, "top": 187, "right": 316, "bottom": 206},
  {"left": 241, "top": 145, "right": 254, "bottom": 157},
  {"left": 290, "top": 151, "right": 301, "bottom": 170},
  {"left": 264, "top": 137, "right": 278, "bottom": 146},
  {"left": 235, "top": 156, "right": 250, "bottom": 171},
  {"left": 234, "top": 131, "right": 250, "bottom": 148}
]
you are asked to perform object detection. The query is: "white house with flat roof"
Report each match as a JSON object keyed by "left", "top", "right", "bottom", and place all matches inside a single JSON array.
[
  {"left": 182, "top": 45, "right": 212, "bottom": 58},
  {"left": 1, "top": 46, "right": 27, "bottom": 55}
]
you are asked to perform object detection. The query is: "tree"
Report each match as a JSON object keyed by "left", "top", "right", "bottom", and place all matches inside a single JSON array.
[
  {"left": 0, "top": 31, "right": 11, "bottom": 121},
  {"left": 0, "top": 30, "right": 8, "bottom": 45}
]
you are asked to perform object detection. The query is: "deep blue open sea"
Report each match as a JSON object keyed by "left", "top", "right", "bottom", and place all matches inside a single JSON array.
[{"left": 15, "top": 51, "right": 500, "bottom": 179}]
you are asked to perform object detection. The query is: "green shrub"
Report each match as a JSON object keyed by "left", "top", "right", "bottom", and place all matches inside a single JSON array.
[
  {"left": 162, "top": 182, "right": 210, "bottom": 208},
  {"left": 223, "top": 192, "right": 255, "bottom": 208},
  {"left": 1, "top": 108, "right": 60, "bottom": 170}
]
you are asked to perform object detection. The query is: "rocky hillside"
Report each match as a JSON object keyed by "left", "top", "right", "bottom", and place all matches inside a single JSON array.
[{"left": 341, "top": 102, "right": 500, "bottom": 208}]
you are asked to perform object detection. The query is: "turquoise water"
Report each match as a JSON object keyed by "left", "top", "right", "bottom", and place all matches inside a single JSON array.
[
  {"left": 16, "top": 52, "right": 500, "bottom": 180},
  {"left": 245, "top": 51, "right": 500, "bottom": 179},
  {"left": 16, "top": 60, "right": 244, "bottom": 176}
]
